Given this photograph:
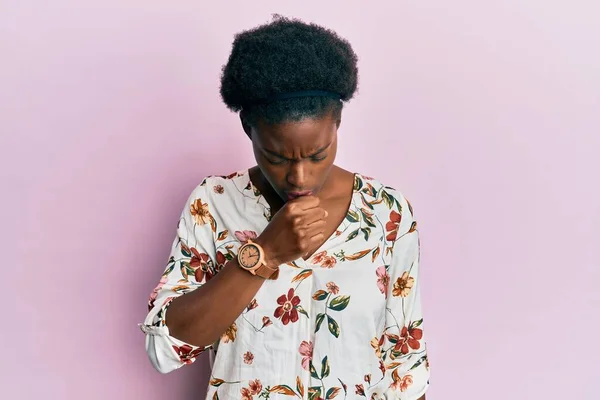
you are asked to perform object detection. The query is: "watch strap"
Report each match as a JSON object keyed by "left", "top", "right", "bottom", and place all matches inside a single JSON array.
[
  {"left": 238, "top": 240, "right": 279, "bottom": 280},
  {"left": 255, "top": 263, "right": 279, "bottom": 280}
]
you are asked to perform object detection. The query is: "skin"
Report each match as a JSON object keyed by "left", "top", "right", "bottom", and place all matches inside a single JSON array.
[
  {"left": 167, "top": 109, "right": 350, "bottom": 346},
  {"left": 243, "top": 108, "right": 356, "bottom": 258},
  {"left": 165, "top": 108, "right": 425, "bottom": 399}
]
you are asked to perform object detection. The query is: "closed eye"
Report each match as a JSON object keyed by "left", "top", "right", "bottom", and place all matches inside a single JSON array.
[{"left": 265, "top": 157, "right": 287, "bottom": 165}]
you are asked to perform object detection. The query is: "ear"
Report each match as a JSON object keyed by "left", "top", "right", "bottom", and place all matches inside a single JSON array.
[{"left": 240, "top": 111, "right": 252, "bottom": 139}]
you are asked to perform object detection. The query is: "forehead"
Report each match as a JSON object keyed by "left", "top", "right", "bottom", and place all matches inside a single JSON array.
[{"left": 252, "top": 115, "right": 337, "bottom": 154}]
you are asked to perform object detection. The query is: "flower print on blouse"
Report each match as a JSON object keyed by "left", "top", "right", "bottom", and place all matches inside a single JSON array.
[{"left": 140, "top": 170, "right": 430, "bottom": 400}]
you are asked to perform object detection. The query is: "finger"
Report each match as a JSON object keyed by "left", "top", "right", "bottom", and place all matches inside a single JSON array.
[
  {"left": 304, "top": 219, "right": 326, "bottom": 234},
  {"left": 303, "top": 208, "right": 328, "bottom": 225},
  {"left": 289, "top": 195, "right": 320, "bottom": 211},
  {"left": 307, "top": 232, "right": 325, "bottom": 247}
]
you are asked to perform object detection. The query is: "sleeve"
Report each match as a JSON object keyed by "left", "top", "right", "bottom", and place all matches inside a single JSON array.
[
  {"left": 381, "top": 194, "right": 430, "bottom": 399},
  {"left": 139, "top": 183, "right": 219, "bottom": 374}
]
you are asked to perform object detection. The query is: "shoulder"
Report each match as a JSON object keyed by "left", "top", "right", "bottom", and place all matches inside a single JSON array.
[
  {"left": 354, "top": 173, "right": 416, "bottom": 234},
  {"left": 186, "top": 170, "right": 250, "bottom": 201},
  {"left": 181, "top": 170, "right": 252, "bottom": 220}
]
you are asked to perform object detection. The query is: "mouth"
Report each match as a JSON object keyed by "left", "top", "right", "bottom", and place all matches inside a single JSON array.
[{"left": 286, "top": 191, "right": 313, "bottom": 200}]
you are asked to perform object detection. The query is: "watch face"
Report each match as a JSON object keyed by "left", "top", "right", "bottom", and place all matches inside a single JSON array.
[{"left": 239, "top": 244, "right": 260, "bottom": 269}]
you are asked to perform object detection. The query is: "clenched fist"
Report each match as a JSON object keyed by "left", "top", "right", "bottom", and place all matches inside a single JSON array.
[{"left": 254, "top": 196, "right": 328, "bottom": 267}]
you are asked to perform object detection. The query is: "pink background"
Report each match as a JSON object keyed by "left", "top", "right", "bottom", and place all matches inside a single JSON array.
[{"left": 2, "top": 1, "right": 599, "bottom": 399}]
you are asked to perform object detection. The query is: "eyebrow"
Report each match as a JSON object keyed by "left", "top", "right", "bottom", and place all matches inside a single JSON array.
[{"left": 263, "top": 143, "right": 331, "bottom": 161}]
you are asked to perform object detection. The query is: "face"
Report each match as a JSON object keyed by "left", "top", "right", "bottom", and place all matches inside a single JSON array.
[{"left": 245, "top": 111, "right": 340, "bottom": 202}]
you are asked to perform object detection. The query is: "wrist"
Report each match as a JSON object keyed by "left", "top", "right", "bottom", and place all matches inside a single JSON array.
[{"left": 253, "top": 237, "right": 281, "bottom": 269}]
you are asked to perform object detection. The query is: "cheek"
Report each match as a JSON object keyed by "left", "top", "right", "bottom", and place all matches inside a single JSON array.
[{"left": 256, "top": 161, "right": 286, "bottom": 188}]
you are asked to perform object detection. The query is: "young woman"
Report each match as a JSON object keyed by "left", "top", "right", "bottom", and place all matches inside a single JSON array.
[{"left": 141, "top": 16, "right": 429, "bottom": 400}]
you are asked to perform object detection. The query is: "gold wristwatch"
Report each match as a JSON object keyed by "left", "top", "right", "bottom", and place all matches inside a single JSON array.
[{"left": 237, "top": 239, "right": 279, "bottom": 280}]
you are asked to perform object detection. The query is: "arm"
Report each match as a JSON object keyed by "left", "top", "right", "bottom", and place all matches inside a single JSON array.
[
  {"left": 140, "top": 183, "right": 236, "bottom": 373},
  {"left": 140, "top": 183, "right": 326, "bottom": 373},
  {"left": 380, "top": 194, "right": 430, "bottom": 399},
  {"left": 141, "top": 184, "right": 276, "bottom": 372},
  {"left": 165, "top": 248, "right": 275, "bottom": 347}
]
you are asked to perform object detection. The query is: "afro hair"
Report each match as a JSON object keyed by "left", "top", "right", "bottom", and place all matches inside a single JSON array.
[{"left": 220, "top": 16, "right": 359, "bottom": 125}]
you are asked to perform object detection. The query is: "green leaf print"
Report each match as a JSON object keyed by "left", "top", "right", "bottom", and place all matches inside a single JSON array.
[
  {"left": 346, "top": 229, "right": 359, "bottom": 242},
  {"left": 326, "top": 387, "right": 342, "bottom": 399},
  {"left": 180, "top": 261, "right": 189, "bottom": 280},
  {"left": 362, "top": 182, "right": 377, "bottom": 197},
  {"left": 308, "top": 387, "right": 322, "bottom": 400},
  {"left": 353, "top": 174, "right": 363, "bottom": 191},
  {"left": 181, "top": 244, "right": 192, "bottom": 257},
  {"left": 360, "top": 209, "right": 377, "bottom": 228},
  {"left": 321, "top": 356, "right": 330, "bottom": 378},
  {"left": 327, "top": 315, "right": 340, "bottom": 338},
  {"left": 346, "top": 209, "right": 360, "bottom": 223},
  {"left": 312, "top": 290, "right": 328, "bottom": 301},
  {"left": 411, "top": 318, "right": 424, "bottom": 329},
  {"left": 360, "top": 193, "right": 374, "bottom": 210},
  {"left": 328, "top": 295, "right": 351, "bottom": 311},
  {"left": 296, "top": 305, "right": 309, "bottom": 318},
  {"left": 394, "top": 197, "right": 403, "bottom": 213},
  {"left": 409, "top": 355, "right": 428, "bottom": 371},
  {"left": 183, "top": 262, "right": 195, "bottom": 277},
  {"left": 361, "top": 227, "right": 371, "bottom": 241},
  {"left": 315, "top": 313, "right": 326, "bottom": 333},
  {"left": 163, "top": 262, "right": 175, "bottom": 276},
  {"left": 381, "top": 190, "right": 394, "bottom": 209},
  {"left": 309, "top": 361, "right": 320, "bottom": 379}
]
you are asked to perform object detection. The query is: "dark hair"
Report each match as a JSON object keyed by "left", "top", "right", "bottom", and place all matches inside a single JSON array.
[{"left": 219, "top": 16, "right": 359, "bottom": 125}]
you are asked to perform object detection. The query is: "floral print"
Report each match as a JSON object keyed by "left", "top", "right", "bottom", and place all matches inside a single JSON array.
[
  {"left": 326, "top": 282, "right": 340, "bottom": 295},
  {"left": 375, "top": 266, "right": 389, "bottom": 298},
  {"left": 240, "top": 379, "right": 263, "bottom": 399},
  {"left": 235, "top": 230, "right": 258, "bottom": 243},
  {"left": 396, "top": 323, "right": 424, "bottom": 355},
  {"left": 261, "top": 316, "right": 272, "bottom": 328},
  {"left": 390, "top": 371, "right": 413, "bottom": 393},
  {"left": 172, "top": 344, "right": 202, "bottom": 365},
  {"left": 244, "top": 351, "right": 254, "bottom": 365},
  {"left": 385, "top": 210, "right": 402, "bottom": 242},
  {"left": 392, "top": 271, "right": 415, "bottom": 298},
  {"left": 299, "top": 340, "right": 313, "bottom": 370},
  {"left": 190, "top": 198, "right": 211, "bottom": 226},
  {"left": 312, "top": 251, "right": 337, "bottom": 268},
  {"left": 356, "top": 384, "right": 366, "bottom": 396},
  {"left": 141, "top": 170, "right": 429, "bottom": 399},
  {"left": 221, "top": 322, "right": 237, "bottom": 343},
  {"left": 312, "top": 283, "right": 351, "bottom": 338},
  {"left": 213, "top": 184, "right": 224, "bottom": 194},
  {"left": 274, "top": 288, "right": 302, "bottom": 325}
]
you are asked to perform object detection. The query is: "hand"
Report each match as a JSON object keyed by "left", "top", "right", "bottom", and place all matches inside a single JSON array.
[{"left": 254, "top": 196, "right": 328, "bottom": 267}]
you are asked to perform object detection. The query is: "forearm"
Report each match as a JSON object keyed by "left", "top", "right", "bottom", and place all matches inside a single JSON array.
[{"left": 165, "top": 258, "right": 265, "bottom": 347}]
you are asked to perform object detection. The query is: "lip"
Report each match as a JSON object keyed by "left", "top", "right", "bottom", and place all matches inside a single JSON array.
[{"left": 286, "top": 191, "right": 313, "bottom": 200}]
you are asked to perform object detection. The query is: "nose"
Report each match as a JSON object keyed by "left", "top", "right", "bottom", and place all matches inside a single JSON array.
[{"left": 286, "top": 162, "right": 308, "bottom": 189}]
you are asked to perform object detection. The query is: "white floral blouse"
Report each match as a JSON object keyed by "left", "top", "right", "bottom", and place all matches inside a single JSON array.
[{"left": 140, "top": 170, "right": 430, "bottom": 400}]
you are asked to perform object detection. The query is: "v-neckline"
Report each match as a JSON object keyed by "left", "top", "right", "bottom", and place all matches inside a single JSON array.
[{"left": 244, "top": 169, "right": 359, "bottom": 265}]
